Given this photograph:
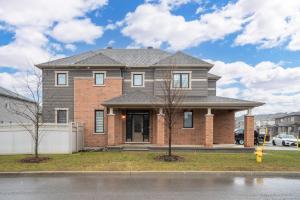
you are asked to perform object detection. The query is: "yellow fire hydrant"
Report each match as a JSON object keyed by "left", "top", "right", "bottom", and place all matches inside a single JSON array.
[{"left": 255, "top": 147, "right": 263, "bottom": 163}]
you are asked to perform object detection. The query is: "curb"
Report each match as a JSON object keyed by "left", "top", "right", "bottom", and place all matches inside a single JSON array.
[{"left": 1, "top": 171, "right": 300, "bottom": 177}]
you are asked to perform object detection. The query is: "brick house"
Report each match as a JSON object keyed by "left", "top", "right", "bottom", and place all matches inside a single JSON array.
[{"left": 36, "top": 48, "right": 263, "bottom": 148}]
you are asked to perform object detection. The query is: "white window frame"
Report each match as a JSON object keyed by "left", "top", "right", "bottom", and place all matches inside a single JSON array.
[
  {"left": 93, "top": 71, "right": 106, "bottom": 86},
  {"left": 55, "top": 71, "right": 69, "bottom": 87},
  {"left": 171, "top": 71, "right": 192, "bottom": 90},
  {"left": 131, "top": 72, "right": 145, "bottom": 87},
  {"left": 55, "top": 108, "right": 69, "bottom": 124}
]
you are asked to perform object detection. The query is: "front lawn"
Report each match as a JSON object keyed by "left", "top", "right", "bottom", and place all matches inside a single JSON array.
[{"left": 0, "top": 151, "right": 299, "bottom": 172}]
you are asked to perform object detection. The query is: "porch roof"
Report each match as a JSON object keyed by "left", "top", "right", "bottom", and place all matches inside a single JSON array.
[{"left": 102, "top": 91, "right": 264, "bottom": 110}]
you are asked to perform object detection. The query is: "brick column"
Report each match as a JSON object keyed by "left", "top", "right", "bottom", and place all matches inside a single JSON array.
[
  {"left": 244, "top": 115, "right": 254, "bottom": 147},
  {"left": 156, "top": 113, "right": 165, "bottom": 145},
  {"left": 204, "top": 114, "right": 214, "bottom": 148},
  {"left": 107, "top": 113, "right": 116, "bottom": 146}
]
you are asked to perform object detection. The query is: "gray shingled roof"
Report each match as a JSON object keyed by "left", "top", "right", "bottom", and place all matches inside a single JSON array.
[
  {"left": 102, "top": 91, "right": 264, "bottom": 109},
  {"left": 36, "top": 48, "right": 213, "bottom": 68},
  {"left": 0, "top": 86, "right": 34, "bottom": 103},
  {"left": 152, "top": 51, "right": 213, "bottom": 67},
  {"left": 207, "top": 73, "right": 221, "bottom": 80},
  {"left": 76, "top": 52, "right": 123, "bottom": 66},
  {"left": 275, "top": 112, "right": 300, "bottom": 119},
  {"left": 97, "top": 49, "right": 170, "bottom": 67}
]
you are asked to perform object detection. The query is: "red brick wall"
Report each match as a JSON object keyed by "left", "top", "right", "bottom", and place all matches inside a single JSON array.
[
  {"left": 244, "top": 115, "right": 254, "bottom": 147},
  {"left": 162, "top": 109, "right": 205, "bottom": 145},
  {"left": 155, "top": 109, "right": 235, "bottom": 145},
  {"left": 204, "top": 114, "right": 214, "bottom": 147},
  {"left": 74, "top": 77, "right": 122, "bottom": 147},
  {"left": 213, "top": 110, "right": 235, "bottom": 144}
]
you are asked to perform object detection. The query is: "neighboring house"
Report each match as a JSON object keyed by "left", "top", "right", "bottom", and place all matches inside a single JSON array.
[
  {"left": 36, "top": 48, "right": 263, "bottom": 148},
  {"left": 0, "top": 86, "right": 35, "bottom": 124},
  {"left": 236, "top": 113, "right": 285, "bottom": 136},
  {"left": 274, "top": 112, "right": 300, "bottom": 137}
]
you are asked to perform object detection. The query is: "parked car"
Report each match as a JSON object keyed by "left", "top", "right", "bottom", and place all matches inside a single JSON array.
[
  {"left": 272, "top": 134, "right": 299, "bottom": 146},
  {"left": 234, "top": 129, "right": 261, "bottom": 145}
]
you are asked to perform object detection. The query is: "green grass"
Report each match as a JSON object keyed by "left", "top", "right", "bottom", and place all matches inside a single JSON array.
[{"left": 0, "top": 151, "right": 300, "bottom": 172}]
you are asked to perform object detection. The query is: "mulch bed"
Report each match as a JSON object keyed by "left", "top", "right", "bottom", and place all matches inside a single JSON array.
[
  {"left": 20, "top": 157, "right": 51, "bottom": 163},
  {"left": 154, "top": 154, "right": 185, "bottom": 162}
]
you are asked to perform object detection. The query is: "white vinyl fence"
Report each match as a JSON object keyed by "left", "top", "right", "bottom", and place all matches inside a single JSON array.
[{"left": 0, "top": 122, "right": 84, "bottom": 155}]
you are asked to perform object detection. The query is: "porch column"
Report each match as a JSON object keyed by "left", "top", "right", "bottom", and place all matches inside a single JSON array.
[
  {"left": 107, "top": 108, "right": 116, "bottom": 146},
  {"left": 157, "top": 108, "right": 165, "bottom": 145},
  {"left": 204, "top": 108, "right": 214, "bottom": 148},
  {"left": 244, "top": 108, "right": 254, "bottom": 147}
]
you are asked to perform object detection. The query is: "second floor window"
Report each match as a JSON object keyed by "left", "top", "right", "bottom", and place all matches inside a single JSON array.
[
  {"left": 173, "top": 73, "right": 190, "bottom": 89},
  {"left": 132, "top": 73, "right": 144, "bottom": 87},
  {"left": 55, "top": 72, "right": 68, "bottom": 86},
  {"left": 94, "top": 72, "right": 105, "bottom": 85}
]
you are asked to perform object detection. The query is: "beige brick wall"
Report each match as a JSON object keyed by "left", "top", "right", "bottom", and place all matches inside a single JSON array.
[{"left": 74, "top": 77, "right": 122, "bottom": 147}]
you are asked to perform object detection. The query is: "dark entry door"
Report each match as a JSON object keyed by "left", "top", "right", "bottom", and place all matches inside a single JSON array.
[{"left": 126, "top": 111, "right": 149, "bottom": 142}]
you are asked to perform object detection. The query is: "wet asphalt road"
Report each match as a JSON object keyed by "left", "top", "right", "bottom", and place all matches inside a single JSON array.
[{"left": 0, "top": 174, "right": 300, "bottom": 200}]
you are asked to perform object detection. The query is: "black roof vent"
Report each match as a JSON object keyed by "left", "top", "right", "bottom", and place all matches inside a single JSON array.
[
  {"left": 106, "top": 46, "right": 113, "bottom": 49},
  {"left": 147, "top": 46, "right": 153, "bottom": 49}
]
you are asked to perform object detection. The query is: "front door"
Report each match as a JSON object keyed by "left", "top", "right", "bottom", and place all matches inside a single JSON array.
[{"left": 126, "top": 111, "right": 149, "bottom": 142}]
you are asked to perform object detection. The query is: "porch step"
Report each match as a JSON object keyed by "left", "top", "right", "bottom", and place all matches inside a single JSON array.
[{"left": 122, "top": 147, "right": 149, "bottom": 151}]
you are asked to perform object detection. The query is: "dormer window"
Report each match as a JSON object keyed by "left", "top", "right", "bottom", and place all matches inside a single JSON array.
[{"left": 172, "top": 72, "right": 191, "bottom": 89}]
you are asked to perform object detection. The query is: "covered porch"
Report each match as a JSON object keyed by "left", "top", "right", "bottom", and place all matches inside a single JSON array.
[{"left": 103, "top": 92, "right": 263, "bottom": 148}]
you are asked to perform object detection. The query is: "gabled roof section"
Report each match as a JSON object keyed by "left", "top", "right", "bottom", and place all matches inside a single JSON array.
[
  {"left": 152, "top": 51, "right": 213, "bottom": 67},
  {"left": 36, "top": 51, "right": 96, "bottom": 67},
  {"left": 0, "top": 86, "right": 34, "bottom": 103},
  {"left": 96, "top": 49, "right": 170, "bottom": 67},
  {"left": 75, "top": 52, "right": 123, "bottom": 66}
]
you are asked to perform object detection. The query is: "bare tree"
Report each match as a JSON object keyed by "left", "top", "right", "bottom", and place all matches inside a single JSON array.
[
  {"left": 158, "top": 67, "right": 184, "bottom": 158},
  {"left": 6, "top": 68, "right": 43, "bottom": 159}
]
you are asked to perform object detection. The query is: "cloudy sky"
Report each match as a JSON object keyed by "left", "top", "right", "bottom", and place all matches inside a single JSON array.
[{"left": 0, "top": 0, "right": 300, "bottom": 114}]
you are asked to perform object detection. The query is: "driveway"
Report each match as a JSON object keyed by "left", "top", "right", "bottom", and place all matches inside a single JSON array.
[{"left": 0, "top": 174, "right": 300, "bottom": 200}]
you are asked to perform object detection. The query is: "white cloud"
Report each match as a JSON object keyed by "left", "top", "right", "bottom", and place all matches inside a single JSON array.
[
  {"left": 209, "top": 60, "right": 300, "bottom": 114},
  {"left": 65, "top": 44, "right": 77, "bottom": 51},
  {"left": 0, "top": 71, "right": 35, "bottom": 96},
  {"left": 51, "top": 19, "right": 103, "bottom": 44},
  {"left": 0, "top": 0, "right": 108, "bottom": 70},
  {"left": 121, "top": 0, "right": 300, "bottom": 51},
  {"left": 107, "top": 40, "right": 115, "bottom": 46}
]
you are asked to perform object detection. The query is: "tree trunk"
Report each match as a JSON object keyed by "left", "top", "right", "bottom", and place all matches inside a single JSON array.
[
  {"left": 168, "top": 124, "right": 172, "bottom": 157},
  {"left": 34, "top": 125, "right": 39, "bottom": 158}
]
